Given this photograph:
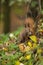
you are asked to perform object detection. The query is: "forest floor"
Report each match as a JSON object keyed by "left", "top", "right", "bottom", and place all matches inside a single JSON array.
[{"left": 0, "top": 18, "right": 43, "bottom": 65}]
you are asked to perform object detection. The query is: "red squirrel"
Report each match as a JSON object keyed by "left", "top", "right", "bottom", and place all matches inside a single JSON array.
[{"left": 18, "top": 17, "right": 35, "bottom": 43}]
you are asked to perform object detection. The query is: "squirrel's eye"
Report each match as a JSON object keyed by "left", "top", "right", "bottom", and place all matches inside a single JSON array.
[{"left": 28, "top": 24, "right": 30, "bottom": 27}]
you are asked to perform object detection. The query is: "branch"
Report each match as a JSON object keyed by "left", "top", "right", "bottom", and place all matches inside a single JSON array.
[{"left": 38, "top": 0, "right": 41, "bottom": 11}]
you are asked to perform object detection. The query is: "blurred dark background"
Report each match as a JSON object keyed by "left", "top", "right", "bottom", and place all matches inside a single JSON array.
[{"left": 0, "top": 0, "right": 43, "bottom": 34}]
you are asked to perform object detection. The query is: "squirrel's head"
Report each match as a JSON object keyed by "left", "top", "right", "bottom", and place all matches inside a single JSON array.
[{"left": 24, "top": 17, "right": 35, "bottom": 34}]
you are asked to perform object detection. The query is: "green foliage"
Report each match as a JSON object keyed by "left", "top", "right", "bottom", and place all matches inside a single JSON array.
[
  {"left": 8, "top": 43, "right": 19, "bottom": 51},
  {"left": 13, "top": 26, "right": 24, "bottom": 36},
  {"left": 0, "top": 34, "right": 9, "bottom": 44},
  {"left": 0, "top": 28, "right": 43, "bottom": 65}
]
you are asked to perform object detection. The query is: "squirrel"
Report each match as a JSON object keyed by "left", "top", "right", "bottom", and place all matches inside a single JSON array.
[{"left": 18, "top": 16, "right": 35, "bottom": 43}]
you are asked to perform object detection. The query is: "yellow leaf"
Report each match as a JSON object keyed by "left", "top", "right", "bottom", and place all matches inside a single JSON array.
[
  {"left": 27, "top": 42, "right": 33, "bottom": 47},
  {"left": 30, "top": 35, "right": 37, "bottom": 43},
  {"left": 25, "top": 54, "right": 31, "bottom": 60},
  {"left": 15, "top": 61, "right": 20, "bottom": 65}
]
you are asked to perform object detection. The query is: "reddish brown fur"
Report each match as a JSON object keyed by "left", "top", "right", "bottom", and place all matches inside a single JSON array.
[
  {"left": 24, "top": 17, "right": 35, "bottom": 33},
  {"left": 18, "top": 17, "right": 35, "bottom": 43}
]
